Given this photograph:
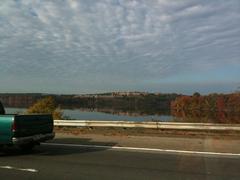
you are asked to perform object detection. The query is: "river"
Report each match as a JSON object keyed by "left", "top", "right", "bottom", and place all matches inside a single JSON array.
[
  {"left": 5, "top": 108, "right": 173, "bottom": 122},
  {"left": 5, "top": 107, "right": 240, "bottom": 123}
]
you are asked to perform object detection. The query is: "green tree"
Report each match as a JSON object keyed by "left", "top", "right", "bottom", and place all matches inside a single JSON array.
[
  {"left": 193, "top": 92, "right": 201, "bottom": 97},
  {"left": 27, "top": 96, "right": 63, "bottom": 119}
]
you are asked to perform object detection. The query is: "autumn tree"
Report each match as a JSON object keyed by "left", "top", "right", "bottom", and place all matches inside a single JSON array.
[
  {"left": 27, "top": 96, "right": 63, "bottom": 119},
  {"left": 171, "top": 93, "right": 240, "bottom": 112}
]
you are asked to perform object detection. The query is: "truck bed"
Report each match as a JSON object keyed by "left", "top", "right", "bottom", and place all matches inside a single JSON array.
[{"left": 13, "top": 114, "right": 54, "bottom": 137}]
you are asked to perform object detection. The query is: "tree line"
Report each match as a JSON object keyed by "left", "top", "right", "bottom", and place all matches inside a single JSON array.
[{"left": 171, "top": 92, "right": 240, "bottom": 112}]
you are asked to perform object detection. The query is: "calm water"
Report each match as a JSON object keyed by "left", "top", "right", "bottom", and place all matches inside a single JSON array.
[
  {"left": 5, "top": 108, "right": 174, "bottom": 122},
  {"left": 5, "top": 107, "right": 240, "bottom": 123}
]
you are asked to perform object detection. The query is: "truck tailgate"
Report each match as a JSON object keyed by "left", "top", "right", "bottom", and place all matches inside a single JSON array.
[{"left": 14, "top": 114, "right": 53, "bottom": 137}]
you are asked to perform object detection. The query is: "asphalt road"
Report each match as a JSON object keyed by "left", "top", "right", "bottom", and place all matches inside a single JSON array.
[{"left": 0, "top": 141, "right": 240, "bottom": 180}]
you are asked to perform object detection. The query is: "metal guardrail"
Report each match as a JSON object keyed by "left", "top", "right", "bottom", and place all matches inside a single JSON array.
[{"left": 54, "top": 120, "right": 240, "bottom": 131}]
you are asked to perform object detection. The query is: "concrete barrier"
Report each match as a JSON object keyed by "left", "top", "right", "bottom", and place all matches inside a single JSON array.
[{"left": 54, "top": 120, "right": 240, "bottom": 131}]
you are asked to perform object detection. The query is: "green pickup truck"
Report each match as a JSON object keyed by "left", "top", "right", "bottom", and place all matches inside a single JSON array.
[{"left": 0, "top": 101, "right": 55, "bottom": 151}]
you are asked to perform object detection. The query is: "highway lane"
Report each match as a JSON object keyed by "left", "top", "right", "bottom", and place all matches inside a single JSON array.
[{"left": 0, "top": 142, "right": 240, "bottom": 180}]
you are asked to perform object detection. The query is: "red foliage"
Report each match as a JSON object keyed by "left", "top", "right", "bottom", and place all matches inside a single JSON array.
[
  {"left": 216, "top": 96, "right": 225, "bottom": 111},
  {"left": 171, "top": 93, "right": 239, "bottom": 112}
]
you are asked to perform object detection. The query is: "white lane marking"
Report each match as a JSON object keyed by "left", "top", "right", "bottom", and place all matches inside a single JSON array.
[
  {"left": 0, "top": 166, "right": 38, "bottom": 173},
  {"left": 43, "top": 143, "right": 240, "bottom": 157}
]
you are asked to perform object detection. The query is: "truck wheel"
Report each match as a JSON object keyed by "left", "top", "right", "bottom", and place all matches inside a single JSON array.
[{"left": 19, "top": 143, "right": 35, "bottom": 152}]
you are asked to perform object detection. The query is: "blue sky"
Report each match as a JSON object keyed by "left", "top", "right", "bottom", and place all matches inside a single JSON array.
[{"left": 0, "top": 0, "right": 239, "bottom": 94}]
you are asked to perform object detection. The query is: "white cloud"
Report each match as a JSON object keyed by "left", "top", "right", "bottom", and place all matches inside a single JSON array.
[{"left": 0, "top": 0, "right": 239, "bottom": 93}]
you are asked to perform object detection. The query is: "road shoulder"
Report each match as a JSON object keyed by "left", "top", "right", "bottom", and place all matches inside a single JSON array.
[{"left": 51, "top": 132, "right": 240, "bottom": 154}]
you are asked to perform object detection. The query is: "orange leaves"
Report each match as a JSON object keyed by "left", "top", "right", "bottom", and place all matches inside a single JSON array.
[{"left": 171, "top": 93, "right": 240, "bottom": 112}]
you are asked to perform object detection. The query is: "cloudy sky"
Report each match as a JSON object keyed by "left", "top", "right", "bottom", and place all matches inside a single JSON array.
[{"left": 0, "top": 0, "right": 239, "bottom": 94}]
